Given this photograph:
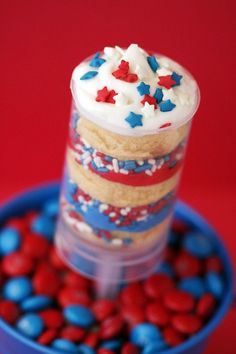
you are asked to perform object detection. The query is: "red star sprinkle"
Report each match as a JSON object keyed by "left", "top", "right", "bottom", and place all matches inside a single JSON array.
[
  {"left": 112, "top": 60, "right": 138, "bottom": 83},
  {"left": 160, "top": 123, "right": 172, "bottom": 129},
  {"left": 141, "top": 95, "right": 157, "bottom": 109},
  {"left": 158, "top": 75, "right": 176, "bottom": 89},
  {"left": 96, "top": 87, "right": 117, "bottom": 104}
]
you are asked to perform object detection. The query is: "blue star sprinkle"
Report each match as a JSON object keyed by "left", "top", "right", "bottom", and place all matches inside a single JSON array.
[
  {"left": 80, "top": 71, "right": 98, "bottom": 80},
  {"left": 125, "top": 112, "right": 143, "bottom": 128},
  {"left": 171, "top": 71, "right": 183, "bottom": 86},
  {"left": 153, "top": 88, "right": 163, "bottom": 103},
  {"left": 137, "top": 82, "right": 150, "bottom": 96},
  {"left": 147, "top": 55, "right": 159, "bottom": 72},
  {"left": 89, "top": 52, "right": 106, "bottom": 68},
  {"left": 159, "top": 99, "right": 176, "bottom": 112}
]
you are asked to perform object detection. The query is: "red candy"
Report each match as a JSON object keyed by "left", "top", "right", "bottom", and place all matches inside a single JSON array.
[
  {"left": 196, "top": 293, "right": 216, "bottom": 319},
  {"left": 63, "top": 271, "right": 91, "bottom": 290},
  {"left": 172, "top": 314, "right": 202, "bottom": 334},
  {"left": 144, "top": 274, "right": 174, "bottom": 299},
  {"left": 163, "top": 326, "right": 185, "bottom": 347},
  {"left": 174, "top": 252, "right": 202, "bottom": 278},
  {"left": 96, "top": 87, "right": 117, "bottom": 104},
  {"left": 160, "top": 123, "right": 172, "bottom": 129},
  {"left": 38, "top": 329, "right": 57, "bottom": 345},
  {"left": 22, "top": 233, "right": 50, "bottom": 259},
  {"left": 33, "top": 265, "right": 61, "bottom": 297},
  {"left": 6, "top": 218, "right": 27, "bottom": 233},
  {"left": 146, "top": 302, "right": 170, "bottom": 327},
  {"left": 120, "top": 282, "right": 146, "bottom": 306},
  {"left": 205, "top": 256, "right": 222, "bottom": 273},
  {"left": 61, "top": 326, "right": 85, "bottom": 342},
  {"left": 83, "top": 331, "right": 99, "bottom": 348},
  {"left": 112, "top": 60, "right": 138, "bottom": 83},
  {"left": 98, "top": 349, "right": 115, "bottom": 354},
  {"left": 163, "top": 290, "right": 195, "bottom": 312},
  {"left": 2, "top": 251, "right": 34, "bottom": 276},
  {"left": 49, "top": 248, "right": 68, "bottom": 271},
  {"left": 158, "top": 75, "right": 176, "bottom": 89},
  {"left": 92, "top": 299, "right": 116, "bottom": 321},
  {"left": 122, "top": 304, "right": 146, "bottom": 327},
  {"left": 141, "top": 95, "right": 157, "bottom": 109},
  {"left": 58, "top": 287, "right": 91, "bottom": 307},
  {"left": 40, "top": 309, "right": 64, "bottom": 329},
  {"left": 121, "top": 343, "right": 140, "bottom": 354},
  {"left": 0, "top": 300, "right": 20, "bottom": 324},
  {"left": 100, "top": 315, "right": 124, "bottom": 339}
]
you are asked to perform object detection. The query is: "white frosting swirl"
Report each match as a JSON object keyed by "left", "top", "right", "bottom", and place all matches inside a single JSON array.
[{"left": 71, "top": 44, "right": 200, "bottom": 136}]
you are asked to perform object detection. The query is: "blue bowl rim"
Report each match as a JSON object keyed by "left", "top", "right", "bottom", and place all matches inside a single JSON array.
[{"left": 0, "top": 182, "right": 233, "bottom": 354}]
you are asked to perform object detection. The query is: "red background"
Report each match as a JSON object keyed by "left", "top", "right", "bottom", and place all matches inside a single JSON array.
[{"left": 1, "top": 1, "right": 236, "bottom": 352}]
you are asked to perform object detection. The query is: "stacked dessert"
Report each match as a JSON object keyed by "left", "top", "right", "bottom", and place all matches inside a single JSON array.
[{"left": 60, "top": 44, "right": 199, "bottom": 247}]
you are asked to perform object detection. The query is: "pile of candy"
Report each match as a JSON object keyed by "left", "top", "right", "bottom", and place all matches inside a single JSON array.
[{"left": 0, "top": 199, "right": 226, "bottom": 354}]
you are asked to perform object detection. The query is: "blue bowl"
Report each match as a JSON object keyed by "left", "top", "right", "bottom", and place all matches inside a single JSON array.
[{"left": 0, "top": 183, "right": 233, "bottom": 354}]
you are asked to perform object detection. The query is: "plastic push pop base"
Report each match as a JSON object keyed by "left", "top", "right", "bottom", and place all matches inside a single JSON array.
[{"left": 0, "top": 182, "right": 233, "bottom": 354}]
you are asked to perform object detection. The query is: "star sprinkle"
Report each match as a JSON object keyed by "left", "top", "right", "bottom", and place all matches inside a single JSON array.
[
  {"left": 160, "top": 122, "right": 172, "bottom": 129},
  {"left": 80, "top": 71, "right": 98, "bottom": 80},
  {"left": 159, "top": 99, "right": 176, "bottom": 112},
  {"left": 141, "top": 102, "right": 155, "bottom": 118},
  {"left": 147, "top": 55, "right": 159, "bottom": 72},
  {"left": 171, "top": 71, "right": 183, "bottom": 86},
  {"left": 141, "top": 95, "right": 157, "bottom": 109},
  {"left": 114, "top": 92, "right": 128, "bottom": 106},
  {"left": 153, "top": 88, "right": 163, "bottom": 103},
  {"left": 112, "top": 60, "right": 138, "bottom": 83},
  {"left": 89, "top": 52, "right": 106, "bottom": 68},
  {"left": 125, "top": 112, "right": 143, "bottom": 128},
  {"left": 137, "top": 82, "right": 150, "bottom": 96},
  {"left": 158, "top": 75, "right": 176, "bottom": 89},
  {"left": 96, "top": 86, "right": 118, "bottom": 104}
]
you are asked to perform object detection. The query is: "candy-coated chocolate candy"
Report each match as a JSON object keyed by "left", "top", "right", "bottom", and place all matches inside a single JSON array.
[
  {"left": 163, "top": 326, "right": 185, "bottom": 347},
  {"left": 61, "top": 326, "right": 85, "bottom": 342},
  {"left": 63, "top": 271, "right": 91, "bottom": 290},
  {"left": 98, "top": 349, "right": 115, "bottom": 354},
  {"left": 121, "top": 342, "right": 140, "bottom": 354},
  {"left": 130, "top": 323, "right": 161, "bottom": 347},
  {"left": 145, "top": 302, "right": 170, "bottom": 326},
  {"left": 31, "top": 215, "right": 55, "bottom": 241},
  {"left": 144, "top": 274, "right": 174, "bottom": 299},
  {"left": 172, "top": 314, "right": 202, "bottom": 334},
  {"left": 6, "top": 217, "right": 27, "bottom": 233},
  {"left": 33, "top": 266, "right": 61, "bottom": 297},
  {"left": 179, "top": 277, "right": 206, "bottom": 299},
  {"left": 101, "top": 339, "right": 122, "bottom": 350},
  {"left": 100, "top": 314, "right": 124, "bottom": 339},
  {"left": 21, "top": 295, "right": 52, "bottom": 312},
  {"left": 120, "top": 283, "right": 146, "bottom": 306},
  {"left": 205, "top": 272, "right": 224, "bottom": 299},
  {"left": 40, "top": 309, "right": 64, "bottom": 329},
  {"left": 2, "top": 251, "right": 34, "bottom": 276},
  {"left": 49, "top": 248, "right": 68, "bottom": 271},
  {"left": 22, "top": 233, "right": 50, "bottom": 259},
  {"left": 84, "top": 331, "right": 99, "bottom": 347},
  {"left": 183, "top": 232, "right": 214, "bottom": 258},
  {"left": 0, "top": 228, "right": 21, "bottom": 255},
  {"left": 59, "top": 287, "right": 91, "bottom": 307},
  {"left": 0, "top": 300, "right": 20, "bottom": 324},
  {"left": 51, "top": 338, "right": 78, "bottom": 352},
  {"left": 122, "top": 304, "right": 146, "bottom": 327},
  {"left": 38, "top": 329, "right": 57, "bottom": 345},
  {"left": 205, "top": 256, "right": 222, "bottom": 273},
  {"left": 142, "top": 340, "right": 168, "bottom": 353},
  {"left": 17, "top": 313, "right": 44, "bottom": 339},
  {"left": 92, "top": 299, "right": 116, "bottom": 321},
  {"left": 3, "top": 276, "right": 32, "bottom": 302},
  {"left": 174, "top": 252, "right": 201, "bottom": 277},
  {"left": 78, "top": 344, "right": 96, "bottom": 354},
  {"left": 64, "top": 305, "right": 95, "bottom": 328},
  {"left": 43, "top": 199, "right": 59, "bottom": 218},
  {"left": 156, "top": 261, "right": 174, "bottom": 277},
  {"left": 196, "top": 293, "right": 216, "bottom": 318},
  {"left": 163, "top": 290, "right": 195, "bottom": 312}
]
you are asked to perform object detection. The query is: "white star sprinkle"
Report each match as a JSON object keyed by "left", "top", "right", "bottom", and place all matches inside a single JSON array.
[{"left": 141, "top": 102, "right": 155, "bottom": 118}]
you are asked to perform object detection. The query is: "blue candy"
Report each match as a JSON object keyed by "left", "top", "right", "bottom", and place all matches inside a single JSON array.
[
  {"left": 0, "top": 227, "right": 21, "bottom": 255},
  {"left": 179, "top": 277, "right": 206, "bottom": 298},
  {"left": 124, "top": 160, "right": 137, "bottom": 170},
  {"left": 78, "top": 344, "right": 96, "bottom": 354},
  {"left": 153, "top": 88, "right": 163, "bottom": 103},
  {"left": 89, "top": 52, "right": 106, "bottom": 68},
  {"left": 205, "top": 272, "right": 224, "bottom": 299},
  {"left": 147, "top": 55, "right": 159, "bottom": 72},
  {"left": 52, "top": 339, "right": 78, "bottom": 353},
  {"left": 142, "top": 340, "right": 168, "bottom": 353},
  {"left": 31, "top": 215, "right": 55, "bottom": 241},
  {"left": 101, "top": 339, "right": 122, "bottom": 350},
  {"left": 3, "top": 277, "right": 33, "bottom": 302},
  {"left": 21, "top": 295, "right": 52, "bottom": 312},
  {"left": 17, "top": 313, "right": 44, "bottom": 339},
  {"left": 159, "top": 99, "right": 176, "bottom": 112},
  {"left": 171, "top": 71, "right": 183, "bottom": 86},
  {"left": 137, "top": 82, "right": 150, "bottom": 96},
  {"left": 80, "top": 71, "right": 98, "bottom": 80},
  {"left": 63, "top": 305, "right": 95, "bottom": 328},
  {"left": 156, "top": 261, "right": 174, "bottom": 277},
  {"left": 130, "top": 323, "right": 162, "bottom": 347},
  {"left": 125, "top": 112, "right": 143, "bottom": 128},
  {"left": 43, "top": 199, "right": 59, "bottom": 218},
  {"left": 183, "top": 232, "right": 214, "bottom": 258}
]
